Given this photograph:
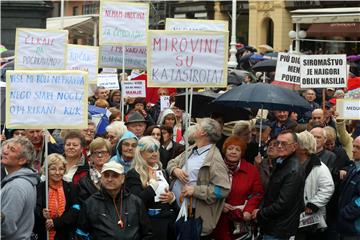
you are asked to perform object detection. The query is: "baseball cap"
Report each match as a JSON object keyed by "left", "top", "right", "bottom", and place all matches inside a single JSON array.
[{"left": 101, "top": 161, "right": 124, "bottom": 175}]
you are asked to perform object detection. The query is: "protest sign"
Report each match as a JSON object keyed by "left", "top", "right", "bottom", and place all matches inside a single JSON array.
[
  {"left": 147, "top": 30, "right": 228, "bottom": 88},
  {"left": 6, "top": 70, "right": 88, "bottom": 129},
  {"left": 165, "top": 18, "right": 228, "bottom": 31},
  {"left": 121, "top": 80, "right": 146, "bottom": 98},
  {"left": 99, "top": 1, "right": 149, "bottom": 45},
  {"left": 274, "top": 53, "right": 300, "bottom": 85},
  {"left": 300, "top": 54, "right": 347, "bottom": 89},
  {"left": 15, "top": 28, "right": 68, "bottom": 70},
  {"left": 102, "top": 68, "right": 117, "bottom": 73},
  {"left": 67, "top": 44, "right": 99, "bottom": 83},
  {"left": 160, "top": 96, "right": 170, "bottom": 111},
  {"left": 97, "top": 74, "right": 120, "bottom": 90},
  {"left": 336, "top": 99, "right": 360, "bottom": 120},
  {"left": 99, "top": 45, "right": 146, "bottom": 69}
]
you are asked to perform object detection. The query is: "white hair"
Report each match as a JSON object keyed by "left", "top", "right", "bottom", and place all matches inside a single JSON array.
[
  {"left": 297, "top": 131, "right": 317, "bottom": 154},
  {"left": 106, "top": 121, "right": 127, "bottom": 138}
]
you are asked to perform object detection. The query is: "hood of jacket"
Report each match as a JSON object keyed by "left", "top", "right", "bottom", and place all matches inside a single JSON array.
[
  {"left": 1, "top": 167, "right": 39, "bottom": 187},
  {"left": 111, "top": 131, "right": 138, "bottom": 170},
  {"left": 157, "top": 108, "right": 176, "bottom": 125}
]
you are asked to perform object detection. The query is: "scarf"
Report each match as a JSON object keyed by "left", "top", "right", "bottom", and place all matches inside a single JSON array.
[
  {"left": 224, "top": 158, "right": 240, "bottom": 174},
  {"left": 118, "top": 156, "right": 132, "bottom": 174},
  {"left": 89, "top": 167, "right": 102, "bottom": 189},
  {"left": 48, "top": 182, "right": 66, "bottom": 240}
]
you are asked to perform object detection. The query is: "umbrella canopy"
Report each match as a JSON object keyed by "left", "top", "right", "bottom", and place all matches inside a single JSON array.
[
  {"left": 250, "top": 54, "right": 264, "bottom": 62},
  {"left": 264, "top": 52, "right": 278, "bottom": 60},
  {"left": 175, "top": 91, "right": 251, "bottom": 122},
  {"left": 347, "top": 55, "right": 360, "bottom": 62},
  {"left": 228, "top": 69, "right": 256, "bottom": 85},
  {"left": 271, "top": 80, "right": 301, "bottom": 91},
  {"left": 252, "top": 59, "right": 277, "bottom": 72},
  {"left": 212, "top": 83, "right": 311, "bottom": 113},
  {"left": 258, "top": 44, "right": 273, "bottom": 53}
]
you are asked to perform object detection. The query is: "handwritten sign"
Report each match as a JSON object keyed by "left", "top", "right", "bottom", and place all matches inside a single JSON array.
[
  {"left": 336, "top": 99, "right": 360, "bottom": 120},
  {"left": 15, "top": 28, "right": 68, "bottom": 70},
  {"left": 121, "top": 80, "right": 146, "bottom": 97},
  {"left": 66, "top": 44, "right": 99, "bottom": 83},
  {"left": 165, "top": 18, "right": 228, "bottom": 31},
  {"left": 97, "top": 74, "right": 119, "bottom": 90},
  {"left": 274, "top": 53, "right": 300, "bottom": 85},
  {"left": 99, "top": 45, "right": 146, "bottom": 69},
  {"left": 6, "top": 70, "right": 88, "bottom": 129},
  {"left": 160, "top": 96, "right": 170, "bottom": 111},
  {"left": 99, "top": 1, "right": 149, "bottom": 45},
  {"left": 147, "top": 30, "right": 228, "bottom": 88},
  {"left": 300, "top": 54, "right": 347, "bottom": 89}
]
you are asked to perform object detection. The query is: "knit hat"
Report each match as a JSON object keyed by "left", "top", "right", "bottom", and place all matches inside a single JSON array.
[{"left": 222, "top": 135, "right": 247, "bottom": 155}]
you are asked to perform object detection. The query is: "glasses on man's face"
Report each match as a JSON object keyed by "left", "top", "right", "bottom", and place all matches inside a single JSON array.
[
  {"left": 276, "top": 141, "right": 295, "bottom": 148},
  {"left": 92, "top": 150, "right": 109, "bottom": 157},
  {"left": 49, "top": 167, "right": 65, "bottom": 173}
]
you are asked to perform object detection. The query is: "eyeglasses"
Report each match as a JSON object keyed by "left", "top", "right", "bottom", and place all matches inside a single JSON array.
[
  {"left": 92, "top": 150, "right": 109, "bottom": 157},
  {"left": 276, "top": 141, "right": 295, "bottom": 147},
  {"left": 122, "top": 142, "right": 137, "bottom": 148},
  {"left": 49, "top": 167, "right": 65, "bottom": 173}
]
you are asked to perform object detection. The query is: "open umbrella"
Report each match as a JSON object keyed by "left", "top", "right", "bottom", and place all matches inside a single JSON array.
[
  {"left": 347, "top": 55, "right": 360, "bottom": 62},
  {"left": 228, "top": 69, "right": 256, "bottom": 85},
  {"left": 252, "top": 59, "right": 277, "bottom": 72},
  {"left": 264, "top": 52, "right": 278, "bottom": 60}
]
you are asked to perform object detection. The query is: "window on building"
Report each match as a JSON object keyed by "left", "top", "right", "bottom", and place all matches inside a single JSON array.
[
  {"left": 73, "top": 6, "right": 79, "bottom": 16},
  {"left": 83, "top": 3, "right": 99, "bottom": 15}
]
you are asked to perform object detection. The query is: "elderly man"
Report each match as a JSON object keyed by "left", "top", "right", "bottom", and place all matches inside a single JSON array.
[
  {"left": 311, "top": 109, "right": 325, "bottom": 125},
  {"left": 1, "top": 137, "right": 39, "bottom": 239},
  {"left": 301, "top": 89, "right": 320, "bottom": 122},
  {"left": 338, "top": 136, "right": 360, "bottom": 240},
  {"left": 252, "top": 130, "right": 305, "bottom": 240},
  {"left": 167, "top": 118, "right": 231, "bottom": 238},
  {"left": 270, "top": 110, "right": 297, "bottom": 138},
  {"left": 77, "top": 161, "right": 152, "bottom": 240},
  {"left": 125, "top": 111, "right": 147, "bottom": 139}
]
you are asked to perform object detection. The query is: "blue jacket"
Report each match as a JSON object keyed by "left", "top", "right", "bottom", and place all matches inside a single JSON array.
[{"left": 338, "top": 163, "right": 360, "bottom": 236}]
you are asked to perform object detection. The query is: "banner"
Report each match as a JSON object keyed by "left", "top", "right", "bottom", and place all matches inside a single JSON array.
[
  {"left": 97, "top": 73, "right": 120, "bottom": 90},
  {"left": 99, "top": 45, "right": 146, "bottom": 69},
  {"left": 99, "top": 1, "right": 149, "bottom": 45},
  {"left": 336, "top": 99, "right": 360, "bottom": 120},
  {"left": 274, "top": 53, "right": 300, "bottom": 85},
  {"left": 165, "top": 18, "right": 228, "bottom": 31},
  {"left": 67, "top": 44, "right": 99, "bottom": 83},
  {"left": 121, "top": 80, "right": 146, "bottom": 97},
  {"left": 147, "top": 30, "right": 228, "bottom": 88},
  {"left": 15, "top": 28, "right": 68, "bottom": 70},
  {"left": 300, "top": 54, "right": 347, "bottom": 89},
  {"left": 6, "top": 70, "right": 88, "bottom": 129}
]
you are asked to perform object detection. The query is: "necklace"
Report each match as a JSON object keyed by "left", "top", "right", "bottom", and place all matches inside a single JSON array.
[{"left": 112, "top": 189, "right": 124, "bottom": 229}]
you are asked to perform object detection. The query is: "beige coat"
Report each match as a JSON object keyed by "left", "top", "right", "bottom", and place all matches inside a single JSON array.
[
  {"left": 336, "top": 120, "right": 353, "bottom": 159},
  {"left": 167, "top": 144, "right": 231, "bottom": 236}
]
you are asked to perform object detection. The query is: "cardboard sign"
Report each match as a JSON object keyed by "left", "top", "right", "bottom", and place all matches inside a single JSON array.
[
  {"left": 165, "top": 18, "right": 228, "bottom": 31},
  {"left": 15, "top": 28, "right": 68, "bottom": 70},
  {"left": 99, "top": 1, "right": 149, "bottom": 45},
  {"left": 6, "top": 70, "right": 88, "bottom": 129},
  {"left": 300, "top": 54, "right": 347, "bottom": 89},
  {"left": 99, "top": 45, "right": 146, "bottom": 69},
  {"left": 274, "top": 53, "right": 301, "bottom": 85},
  {"left": 160, "top": 96, "right": 170, "bottom": 111},
  {"left": 336, "top": 99, "right": 360, "bottom": 120},
  {"left": 97, "top": 73, "right": 119, "bottom": 90},
  {"left": 66, "top": 44, "right": 99, "bottom": 83},
  {"left": 121, "top": 80, "right": 146, "bottom": 97},
  {"left": 147, "top": 30, "right": 228, "bottom": 88}
]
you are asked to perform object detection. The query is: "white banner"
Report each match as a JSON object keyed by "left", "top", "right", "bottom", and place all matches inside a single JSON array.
[
  {"left": 274, "top": 53, "right": 300, "bottom": 85},
  {"left": 15, "top": 28, "right": 68, "bottom": 70},
  {"left": 336, "top": 99, "right": 360, "bottom": 120},
  {"left": 99, "top": 1, "right": 149, "bottom": 45},
  {"left": 6, "top": 70, "right": 88, "bottom": 129},
  {"left": 121, "top": 80, "right": 146, "bottom": 97},
  {"left": 67, "top": 44, "right": 99, "bottom": 83},
  {"left": 147, "top": 30, "right": 228, "bottom": 88},
  {"left": 97, "top": 73, "right": 120, "bottom": 90},
  {"left": 165, "top": 18, "right": 228, "bottom": 31},
  {"left": 99, "top": 45, "right": 146, "bottom": 69},
  {"left": 300, "top": 54, "right": 347, "bottom": 89}
]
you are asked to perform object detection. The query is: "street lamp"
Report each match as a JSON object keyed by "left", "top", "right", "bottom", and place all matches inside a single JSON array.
[
  {"left": 288, "top": 28, "right": 307, "bottom": 53},
  {"left": 228, "top": 0, "right": 238, "bottom": 69}
]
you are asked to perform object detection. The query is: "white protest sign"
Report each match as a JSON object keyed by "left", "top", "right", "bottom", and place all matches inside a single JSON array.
[
  {"left": 66, "top": 44, "right": 99, "bottom": 83},
  {"left": 99, "top": 45, "right": 146, "bottom": 69},
  {"left": 15, "top": 28, "right": 68, "bottom": 70},
  {"left": 121, "top": 80, "right": 146, "bottom": 97},
  {"left": 102, "top": 68, "right": 117, "bottom": 73},
  {"left": 6, "top": 70, "right": 88, "bottom": 129},
  {"left": 300, "top": 54, "right": 347, "bottom": 89},
  {"left": 99, "top": 1, "right": 149, "bottom": 45},
  {"left": 160, "top": 96, "right": 170, "bottom": 111},
  {"left": 165, "top": 18, "right": 228, "bottom": 31},
  {"left": 147, "top": 30, "right": 228, "bottom": 88},
  {"left": 274, "top": 52, "right": 300, "bottom": 85},
  {"left": 336, "top": 99, "right": 360, "bottom": 120},
  {"left": 97, "top": 74, "right": 119, "bottom": 90}
]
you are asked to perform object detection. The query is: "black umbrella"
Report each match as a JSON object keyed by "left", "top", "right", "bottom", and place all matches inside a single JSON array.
[
  {"left": 228, "top": 69, "right": 256, "bottom": 86},
  {"left": 252, "top": 59, "right": 277, "bottom": 72},
  {"left": 175, "top": 91, "right": 251, "bottom": 122}
]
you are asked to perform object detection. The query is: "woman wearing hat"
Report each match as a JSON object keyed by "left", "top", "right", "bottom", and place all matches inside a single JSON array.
[
  {"left": 213, "top": 135, "right": 264, "bottom": 240},
  {"left": 126, "top": 136, "right": 176, "bottom": 240}
]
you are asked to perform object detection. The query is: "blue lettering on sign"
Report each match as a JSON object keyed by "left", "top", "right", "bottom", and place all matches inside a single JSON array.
[
  {"left": 10, "top": 91, "right": 32, "bottom": 99},
  {"left": 64, "top": 107, "right": 81, "bottom": 115},
  {"left": 34, "top": 91, "right": 53, "bottom": 100}
]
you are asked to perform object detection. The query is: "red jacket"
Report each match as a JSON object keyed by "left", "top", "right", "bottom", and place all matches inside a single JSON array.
[{"left": 213, "top": 160, "right": 264, "bottom": 240}]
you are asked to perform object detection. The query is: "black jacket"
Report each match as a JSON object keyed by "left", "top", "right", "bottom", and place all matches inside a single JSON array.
[
  {"left": 77, "top": 188, "right": 152, "bottom": 240},
  {"left": 77, "top": 174, "right": 99, "bottom": 205},
  {"left": 317, "top": 149, "right": 337, "bottom": 175},
  {"left": 257, "top": 153, "right": 305, "bottom": 238},
  {"left": 33, "top": 181, "right": 79, "bottom": 240}
]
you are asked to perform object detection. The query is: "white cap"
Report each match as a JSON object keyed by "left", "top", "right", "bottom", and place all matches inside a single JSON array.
[{"left": 101, "top": 161, "right": 124, "bottom": 175}]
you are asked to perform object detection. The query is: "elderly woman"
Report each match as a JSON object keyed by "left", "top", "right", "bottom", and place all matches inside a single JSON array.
[
  {"left": 213, "top": 135, "right": 264, "bottom": 240},
  {"left": 126, "top": 136, "right": 176, "bottom": 240},
  {"left": 295, "top": 131, "right": 335, "bottom": 240},
  {"left": 232, "top": 120, "right": 258, "bottom": 164},
  {"left": 105, "top": 121, "right": 128, "bottom": 156},
  {"left": 34, "top": 153, "right": 79, "bottom": 240},
  {"left": 110, "top": 131, "right": 138, "bottom": 173},
  {"left": 77, "top": 137, "right": 112, "bottom": 204}
]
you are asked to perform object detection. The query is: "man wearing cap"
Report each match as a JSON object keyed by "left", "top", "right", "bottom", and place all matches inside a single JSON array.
[
  {"left": 125, "top": 111, "right": 147, "bottom": 139},
  {"left": 77, "top": 161, "right": 152, "bottom": 240}
]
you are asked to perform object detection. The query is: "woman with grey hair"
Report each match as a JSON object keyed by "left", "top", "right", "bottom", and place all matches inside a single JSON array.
[
  {"left": 105, "top": 121, "right": 127, "bottom": 156},
  {"left": 295, "top": 131, "right": 335, "bottom": 240}
]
